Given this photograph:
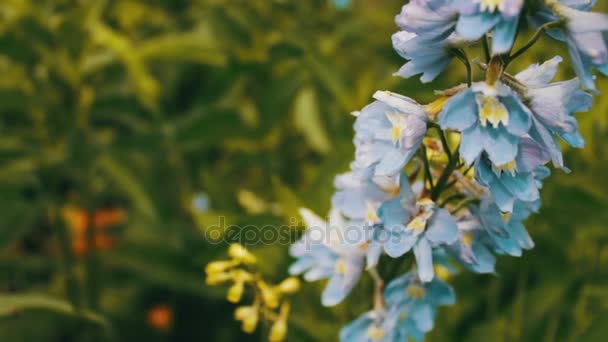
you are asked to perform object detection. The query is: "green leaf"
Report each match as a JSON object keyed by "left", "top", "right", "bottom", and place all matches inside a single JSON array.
[
  {"left": 292, "top": 86, "right": 331, "bottom": 155},
  {"left": 0, "top": 293, "right": 109, "bottom": 328},
  {"left": 97, "top": 155, "right": 157, "bottom": 220}
]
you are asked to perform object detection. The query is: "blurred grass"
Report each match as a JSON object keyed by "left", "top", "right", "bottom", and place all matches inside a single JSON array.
[{"left": 0, "top": 0, "right": 606, "bottom": 341}]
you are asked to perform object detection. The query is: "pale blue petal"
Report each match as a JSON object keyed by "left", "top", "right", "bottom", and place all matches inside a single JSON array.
[
  {"left": 456, "top": 13, "right": 500, "bottom": 40},
  {"left": 438, "top": 89, "right": 478, "bottom": 131},
  {"left": 481, "top": 127, "right": 518, "bottom": 166},
  {"left": 492, "top": 17, "right": 519, "bottom": 54},
  {"left": 321, "top": 274, "right": 348, "bottom": 306},
  {"left": 425, "top": 209, "right": 459, "bottom": 245},
  {"left": 375, "top": 148, "right": 408, "bottom": 176},
  {"left": 414, "top": 238, "right": 434, "bottom": 282},
  {"left": 460, "top": 124, "right": 485, "bottom": 165},
  {"left": 502, "top": 95, "right": 531, "bottom": 136},
  {"left": 412, "top": 305, "right": 434, "bottom": 332}
]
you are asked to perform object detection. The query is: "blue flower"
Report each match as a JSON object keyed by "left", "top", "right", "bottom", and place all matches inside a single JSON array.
[
  {"left": 445, "top": 217, "right": 497, "bottom": 274},
  {"left": 474, "top": 198, "right": 539, "bottom": 256},
  {"left": 289, "top": 208, "right": 365, "bottom": 306},
  {"left": 384, "top": 271, "right": 455, "bottom": 332},
  {"left": 474, "top": 138, "right": 550, "bottom": 212},
  {"left": 353, "top": 91, "right": 428, "bottom": 177},
  {"left": 392, "top": 30, "right": 460, "bottom": 83},
  {"left": 454, "top": 0, "right": 524, "bottom": 54},
  {"left": 339, "top": 310, "right": 401, "bottom": 342},
  {"left": 372, "top": 175, "right": 459, "bottom": 282},
  {"left": 438, "top": 80, "right": 532, "bottom": 166},
  {"left": 532, "top": 1, "right": 608, "bottom": 92},
  {"left": 332, "top": 0, "right": 351, "bottom": 10},
  {"left": 395, "top": 0, "right": 458, "bottom": 40},
  {"left": 332, "top": 169, "right": 399, "bottom": 227},
  {"left": 513, "top": 56, "right": 593, "bottom": 168}
]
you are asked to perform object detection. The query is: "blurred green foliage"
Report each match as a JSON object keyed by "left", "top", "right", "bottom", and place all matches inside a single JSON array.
[{"left": 0, "top": 0, "right": 607, "bottom": 341}]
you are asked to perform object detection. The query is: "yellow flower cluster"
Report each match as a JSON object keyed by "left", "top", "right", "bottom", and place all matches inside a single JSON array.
[{"left": 205, "top": 243, "right": 300, "bottom": 341}]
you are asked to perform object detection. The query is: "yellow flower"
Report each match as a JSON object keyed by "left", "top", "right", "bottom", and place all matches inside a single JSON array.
[
  {"left": 269, "top": 303, "right": 289, "bottom": 342},
  {"left": 228, "top": 243, "right": 257, "bottom": 264},
  {"left": 276, "top": 277, "right": 300, "bottom": 295},
  {"left": 234, "top": 305, "right": 259, "bottom": 334}
]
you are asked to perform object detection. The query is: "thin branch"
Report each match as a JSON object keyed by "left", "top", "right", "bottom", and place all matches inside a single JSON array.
[
  {"left": 452, "top": 48, "right": 472, "bottom": 87},
  {"left": 421, "top": 146, "right": 435, "bottom": 192},
  {"left": 482, "top": 35, "right": 491, "bottom": 62},
  {"left": 508, "top": 21, "right": 562, "bottom": 64}
]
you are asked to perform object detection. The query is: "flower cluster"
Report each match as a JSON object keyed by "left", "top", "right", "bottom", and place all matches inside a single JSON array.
[
  {"left": 206, "top": 243, "right": 300, "bottom": 341},
  {"left": 288, "top": 0, "right": 605, "bottom": 340}
]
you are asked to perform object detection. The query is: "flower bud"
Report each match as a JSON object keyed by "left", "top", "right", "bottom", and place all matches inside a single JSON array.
[
  {"left": 276, "top": 277, "right": 300, "bottom": 295},
  {"left": 228, "top": 243, "right": 257, "bottom": 264},
  {"left": 205, "top": 271, "right": 232, "bottom": 285},
  {"left": 227, "top": 281, "right": 245, "bottom": 303},
  {"left": 234, "top": 305, "right": 258, "bottom": 334},
  {"left": 205, "top": 260, "right": 238, "bottom": 275},
  {"left": 269, "top": 303, "right": 289, "bottom": 342},
  {"left": 257, "top": 280, "right": 279, "bottom": 309}
]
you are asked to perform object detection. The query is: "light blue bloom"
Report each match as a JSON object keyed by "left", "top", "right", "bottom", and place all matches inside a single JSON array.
[
  {"left": 445, "top": 217, "right": 497, "bottom": 274},
  {"left": 392, "top": 30, "right": 459, "bottom": 83},
  {"left": 353, "top": 91, "right": 428, "bottom": 177},
  {"left": 438, "top": 80, "right": 532, "bottom": 166},
  {"left": 395, "top": 0, "right": 458, "bottom": 40},
  {"left": 514, "top": 56, "right": 593, "bottom": 168},
  {"left": 339, "top": 309, "right": 401, "bottom": 342},
  {"left": 373, "top": 176, "right": 459, "bottom": 282},
  {"left": 393, "top": 0, "right": 462, "bottom": 82},
  {"left": 332, "top": 0, "right": 351, "bottom": 10},
  {"left": 474, "top": 138, "right": 550, "bottom": 212},
  {"left": 454, "top": 0, "right": 524, "bottom": 54},
  {"left": 192, "top": 192, "right": 210, "bottom": 212},
  {"left": 332, "top": 169, "right": 399, "bottom": 227},
  {"left": 289, "top": 208, "right": 365, "bottom": 306},
  {"left": 384, "top": 271, "right": 455, "bottom": 332},
  {"left": 531, "top": 0, "right": 608, "bottom": 92},
  {"left": 474, "top": 198, "right": 539, "bottom": 257}
]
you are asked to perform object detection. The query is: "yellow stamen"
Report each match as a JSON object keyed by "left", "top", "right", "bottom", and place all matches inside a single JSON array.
[
  {"left": 385, "top": 111, "right": 406, "bottom": 145},
  {"left": 494, "top": 160, "right": 516, "bottom": 176},
  {"left": 335, "top": 259, "right": 346, "bottom": 274},
  {"left": 424, "top": 96, "right": 449, "bottom": 120},
  {"left": 462, "top": 232, "right": 473, "bottom": 246},
  {"left": 407, "top": 285, "right": 426, "bottom": 299},
  {"left": 407, "top": 215, "right": 427, "bottom": 233},
  {"left": 476, "top": 94, "right": 509, "bottom": 128},
  {"left": 477, "top": 0, "right": 504, "bottom": 13},
  {"left": 367, "top": 325, "right": 386, "bottom": 340},
  {"left": 365, "top": 202, "right": 380, "bottom": 224},
  {"left": 434, "top": 264, "right": 451, "bottom": 281},
  {"left": 501, "top": 212, "right": 511, "bottom": 223}
]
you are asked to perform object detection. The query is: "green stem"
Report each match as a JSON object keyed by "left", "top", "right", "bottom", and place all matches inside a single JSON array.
[
  {"left": 52, "top": 205, "right": 82, "bottom": 309},
  {"left": 421, "top": 147, "right": 435, "bottom": 192},
  {"left": 508, "top": 21, "right": 561, "bottom": 64},
  {"left": 431, "top": 149, "right": 460, "bottom": 201},
  {"left": 482, "top": 35, "right": 491, "bottom": 62},
  {"left": 452, "top": 49, "right": 472, "bottom": 87}
]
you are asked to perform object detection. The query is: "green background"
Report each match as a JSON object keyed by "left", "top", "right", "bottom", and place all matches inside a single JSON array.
[{"left": 0, "top": 0, "right": 607, "bottom": 341}]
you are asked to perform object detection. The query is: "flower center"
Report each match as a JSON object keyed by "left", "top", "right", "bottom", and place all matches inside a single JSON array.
[
  {"left": 335, "top": 259, "right": 346, "bottom": 274},
  {"left": 385, "top": 111, "right": 407, "bottom": 145},
  {"left": 476, "top": 0, "right": 504, "bottom": 13},
  {"left": 476, "top": 94, "right": 509, "bottom": 128},
  {"left": 365, "top": 202, "right": 380, "bottom": 225},
  {"left": 493, "top": 160, "right": 516, "bottom": 176},
  {"left": 407, "top": 284, "right": 426, "bottom": 299},
  {"left": 367, "top": 325, "right": 386, "bottom": 340},
  {"left": 462, "top": 232, "right": 473, "bottom": 246}
]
